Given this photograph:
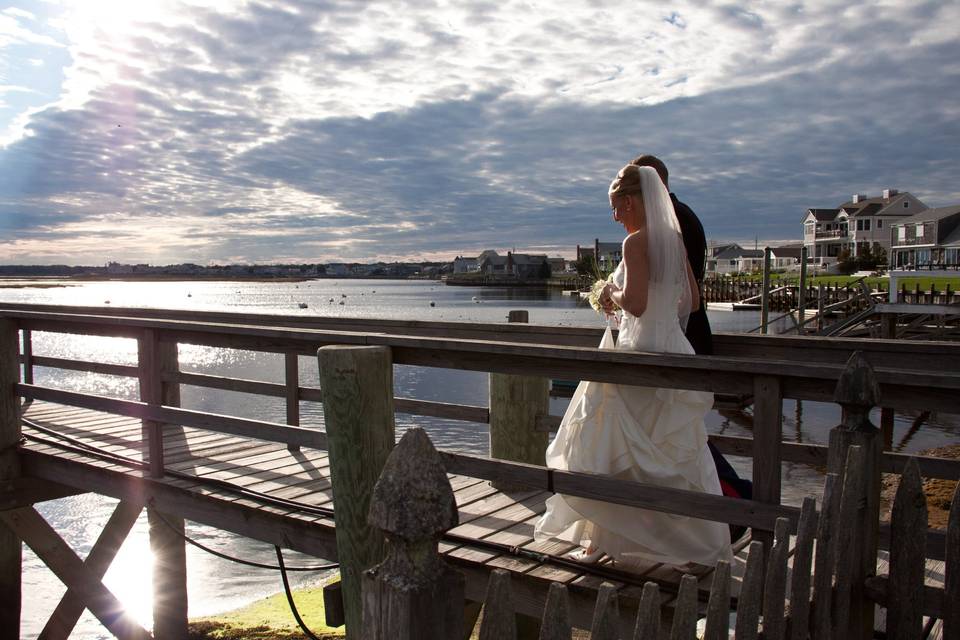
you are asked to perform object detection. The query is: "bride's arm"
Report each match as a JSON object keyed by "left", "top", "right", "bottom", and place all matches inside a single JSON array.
[{"left": 606, "top": 230, "right": 648, "bottom": 317}]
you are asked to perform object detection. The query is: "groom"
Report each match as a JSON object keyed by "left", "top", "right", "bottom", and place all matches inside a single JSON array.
[
  {"left": 630, "top": 154, "right": 712, "bottom": 354},
  {"left": 630, "top": 154, "right": 753, "bottom": 531}
]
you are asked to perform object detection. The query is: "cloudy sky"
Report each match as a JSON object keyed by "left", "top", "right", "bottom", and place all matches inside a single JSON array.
[{"left": 1, "top": 0, "right": 958, "bottom": 265}]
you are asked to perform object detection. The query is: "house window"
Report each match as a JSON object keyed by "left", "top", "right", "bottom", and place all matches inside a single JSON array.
[
  {"left": 877, "top": 219, "right": 882, "bottom": 228},
  {"left": 903, "top": 202, "right": 909, "bottom": 208},
  {"left": 856, "top": 219, "right": 871, "bottom": 231},
  {"left": 916, "top": 224, "right": 924, "bottom": 239},
  {"left": 897, "top": 226, "right": 906, "bottom": 241}
]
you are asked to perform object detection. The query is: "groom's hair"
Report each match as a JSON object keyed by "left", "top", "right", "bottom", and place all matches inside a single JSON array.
[{"left": 631, "top": 155, "right": 669, "bottom": 189}]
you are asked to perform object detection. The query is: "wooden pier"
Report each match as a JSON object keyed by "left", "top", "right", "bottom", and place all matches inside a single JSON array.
[{"left": 1, "top": 303, "right": 959, "bottom": 639}]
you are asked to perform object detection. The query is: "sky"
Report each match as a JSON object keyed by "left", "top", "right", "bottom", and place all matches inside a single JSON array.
[{"left": 0, "top": 0, "right": 958, "bottom": 265}]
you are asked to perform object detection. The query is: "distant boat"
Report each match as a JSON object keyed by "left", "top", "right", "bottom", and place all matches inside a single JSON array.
[{"left": 298, "top": 302, "right": 308, "bottom": 309}]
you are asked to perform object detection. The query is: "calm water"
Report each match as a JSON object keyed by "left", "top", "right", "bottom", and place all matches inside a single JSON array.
[{"left": 3, "top": 278, "right": 956, "bottom": 639}]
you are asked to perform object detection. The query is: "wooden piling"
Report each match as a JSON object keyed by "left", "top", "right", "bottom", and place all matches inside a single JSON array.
[
  {"left": 361, "top": 428, "right": 464, "bottom": 640},
  {"left": 145, "top": 337, "right": 189, "bottom": 639},
  {"left": 489, "top": 310, "right": 548, "bottom": 491},
  {"left": 760, "top": 248, "right": 771, "bottom": 334},
  {"left": 285, "top": 352, "right": 300, "bottom": 452},
  {"left": 826, "top": 353, "right": 882, "bottom": 640},
  {"left": 752, "top": 374, "right": 783, "bottom": 556},
  {"left": 0, "top": 319, "right": 22, "bottom": 638},
  {"left": 797, "top": 248, "right": 807, "bottom": 334},
  {"left": 319, "top": 345, "right": 395, "bottom": 639}
]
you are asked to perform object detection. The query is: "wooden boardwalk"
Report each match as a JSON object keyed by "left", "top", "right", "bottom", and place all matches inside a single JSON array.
[{"left": 21, "top": 399, "right": 756, "bottom": 631}]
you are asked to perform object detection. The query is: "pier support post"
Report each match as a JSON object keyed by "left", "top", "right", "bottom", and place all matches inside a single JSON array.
[
  {"left": 826, "top": 352, "right": 882, "bottom": 640},
  {"left": 139, "top": 337, "right": 189, "bottom": 639},
  {"left": 489, "top": 310, "right": 548, "bottom": 492},
  {"left": 361, "top": 428, "right": 464, "bottom": 640},
  {"left": 797, "top": 247, "right": 808, "bottom": 334},
  {"left": 319, "top": 345, "right": 395, "bottom": 640},
  {"left": 760, "top": 247, "right": 771, "bottom": 334},
  {"left": 0, "top": 319, "right": 22, "bottom": 639}
]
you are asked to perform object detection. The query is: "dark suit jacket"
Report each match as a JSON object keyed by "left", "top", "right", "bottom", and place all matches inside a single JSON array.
[{"left": 671, "top": 194, "right": 713, "bottom": 355}]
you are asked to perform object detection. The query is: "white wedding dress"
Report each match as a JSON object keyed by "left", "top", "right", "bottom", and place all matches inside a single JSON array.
[{"left": 534, "top": 168, "right": 732, "bottom": 567}]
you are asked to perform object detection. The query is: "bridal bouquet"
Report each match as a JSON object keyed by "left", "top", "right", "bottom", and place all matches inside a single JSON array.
[{"left": 587, "top": 274, "right": 619, "bottom": 314}]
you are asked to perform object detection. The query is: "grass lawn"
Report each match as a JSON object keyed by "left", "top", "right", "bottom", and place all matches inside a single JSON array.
[
  {"left": 188, "top": 587, "right": 344, "bottom": 640},
  {"left": 719, "top": 274, "right": 960, "bottom": 290}
]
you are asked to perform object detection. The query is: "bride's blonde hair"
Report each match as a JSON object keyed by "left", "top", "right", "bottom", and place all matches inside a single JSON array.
[{"left": 608, "top": 164, "right": 644, "bottom": 197}]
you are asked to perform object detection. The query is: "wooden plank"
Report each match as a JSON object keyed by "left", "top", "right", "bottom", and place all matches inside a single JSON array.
[
  {"left": 0, "top": 507, "right": 152, "bottom": 640},
  {"left": 18, "top": 384, "right": 328, "bottom": 449},
  {"left": 946, "top": 483, "right": 959, "bottom": 640},
  {"left": 787, "top": 497, "right": 817, "bottom": 640},
  {"left": 30, "top": 355, "right": 138, "bottom": 378},
  {"left": 887, "top": 458, "right": 927, "bottom": 640},
  {"left": 39, "top": 501, "right": 142, "bottom": 640},
  {"left": 734, "top": 541, "right": 764, "bottom": 640}
]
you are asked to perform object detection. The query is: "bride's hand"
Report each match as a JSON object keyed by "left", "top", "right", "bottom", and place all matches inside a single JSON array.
[{"left": 600, "top": 283, "right": 618, "bottom": 314}]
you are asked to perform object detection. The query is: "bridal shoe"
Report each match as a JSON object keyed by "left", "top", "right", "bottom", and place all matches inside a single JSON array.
[{"left": 566, "top": 547, "right": 605, "bottom": 565}]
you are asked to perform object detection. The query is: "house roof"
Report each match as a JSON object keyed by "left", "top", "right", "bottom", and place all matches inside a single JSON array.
[
  {"left": 596, "top": 242, "right": 621, "bottom": 254},
  {"left": 772, "top": 246, "right": 803, "bottom": 259},
  {"left": 890, "top": 204, "right": 960, "bottom": 226},
  {"left": 509, "top": 253, "right": 548, "bottom": 265},
  {"left": 804, "top": 208, "right": 839, "bottom": 222},
  {"left": 714, "top": 247, "right": 763, "bottom": 260}
]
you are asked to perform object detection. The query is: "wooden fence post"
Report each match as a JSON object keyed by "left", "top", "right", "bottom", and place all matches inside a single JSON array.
[
  {"left": 886, "top": 458, "right": 926, "bottom": 640},
  {"left": 826, "top": 352, "right": 882, "bottom": 640},
  {"left": 0, "top": 319, "right": 22, "bottom": 639},
  {"left": 797, "top": 247, "right": 808, "bottom": 334},
  {"left": 752, "top": 374, "right": 783, "bottom": 556},
  {"left": 361, "top": 428, "right": 463, "bottom": 640},
  {"left": 144, "top": 337, "right": 188, "bottom": 639},
  {"left": 319, "top": 345, "right": 395, "bottom": 639},
  {"left": 489, "top": 310, "right": 548, "bottom": 491}
]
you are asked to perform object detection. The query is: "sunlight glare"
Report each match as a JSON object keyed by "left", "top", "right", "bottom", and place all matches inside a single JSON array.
[{"left": 103, "top": 526, "right": 155, "bottom": 631}]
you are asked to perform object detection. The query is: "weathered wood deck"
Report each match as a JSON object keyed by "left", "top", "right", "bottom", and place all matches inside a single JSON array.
[{"left": 20, "top": 399, "right": 756, "bottom": 631}]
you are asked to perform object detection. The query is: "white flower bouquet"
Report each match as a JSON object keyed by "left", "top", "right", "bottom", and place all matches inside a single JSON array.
[{"left": 587, "top": 273, "right": 619, "bottom": 315}]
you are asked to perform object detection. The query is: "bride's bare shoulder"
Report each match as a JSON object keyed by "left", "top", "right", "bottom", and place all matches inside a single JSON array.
[{"left": 622, "top": 228, "right": 647, "bottom": 250}]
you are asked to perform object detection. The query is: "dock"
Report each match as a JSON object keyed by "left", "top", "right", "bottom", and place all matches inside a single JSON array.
[{"left": 1, "top": 303, "right": 958, "bottom": 639}]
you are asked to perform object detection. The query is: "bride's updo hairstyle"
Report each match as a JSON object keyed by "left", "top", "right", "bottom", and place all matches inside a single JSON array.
[{"left": 608, "top": 164, "right": 644, "bottom": 198}]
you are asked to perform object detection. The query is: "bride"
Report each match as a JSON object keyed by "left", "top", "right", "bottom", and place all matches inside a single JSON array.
[{"left": 533, "top": 164, "right": 732, "bottom": 568}]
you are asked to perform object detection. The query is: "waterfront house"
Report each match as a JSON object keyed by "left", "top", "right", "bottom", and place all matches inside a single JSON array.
[
  {"left": 706, "top": 244, "right": 802, "bottom": 275},
  {"left": 453, "top": 256, "right": 479, "bottom": 273},
  {"left": 801, "top": 189, "right": 927, "bottom": 268},
  {"left": 576, "top": 239, "right": 621, "bottom": 272},
  {"left": 889, "top": 204, "right": 960, "bottom": 269},
  {"left": 477, "top": 251, "right": 550, "bottom": 278}
]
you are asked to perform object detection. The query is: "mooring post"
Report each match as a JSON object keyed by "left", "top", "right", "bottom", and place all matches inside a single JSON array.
[
  {"left": 760, "top": 247, "right": 772, "bottom": 334},
  {"left": 145, "top": 336, "right": 189, "bottom": 639},
  {"left": 797, "top": 247, "right": 808, "bottom": 334},
  {"left": 0, "top": 319, "right": 22, "bottom": 639},
  {"left": 826, "top": 351, "right": 882, "bottom": 640},
  {"left": 489, "top": 310, "right": 548, "bottom": 492},
  {"left": 361, "top": 428, "right": 464, "bottom": 640},
  {"left": 318, "top": 345, "right": 395, "bottom": 640}
]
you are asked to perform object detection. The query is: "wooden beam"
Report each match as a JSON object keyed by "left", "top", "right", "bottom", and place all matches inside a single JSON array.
[
  {"left": 0, "top": 477, "right": 80, "bottom": 510},
  {"left": 0, "top": 318, "right": 22, "bottom": 639},
  {"left": 0, "top": 507, "right": 152, "bottom": 640},
  {"left": 39, "top": 501, "right": 142, "bottom": 640}
]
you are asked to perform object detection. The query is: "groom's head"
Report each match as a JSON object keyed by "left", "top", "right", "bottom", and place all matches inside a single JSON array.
[{"left": 631, "top": 154, "right": 669, "bottom": 189}]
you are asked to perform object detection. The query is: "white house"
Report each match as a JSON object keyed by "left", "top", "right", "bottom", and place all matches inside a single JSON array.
[{"left": 801, "top": 189, "right": 927, "bottom": 267}]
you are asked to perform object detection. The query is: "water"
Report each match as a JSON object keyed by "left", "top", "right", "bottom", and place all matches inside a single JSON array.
[{"left": 2, "top": 278, "right": 955, "bottom": 638}]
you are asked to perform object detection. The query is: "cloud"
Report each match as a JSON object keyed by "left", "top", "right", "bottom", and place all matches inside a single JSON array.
[{"left": 0, "top": 0, "right": 958, "bottom": 264}]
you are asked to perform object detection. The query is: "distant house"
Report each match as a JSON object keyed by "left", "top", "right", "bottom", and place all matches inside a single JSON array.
[
  {"left": 889, "top": 205, "right": 960, "bottom": 269},
  {"left": 453, "top": 256, "right": 479, "bottom": 273},
  {"left": 477, "top": 251, "right": 550, "bottom": 278},
  {"left": 801, "top": 190, "right": 927, "bottom": 267},
  {"left": 707, "top": 244, "right": 803, "bottom": 275},
  {"left": 576, "top": 239, "right": 621, "bottom": 272}
]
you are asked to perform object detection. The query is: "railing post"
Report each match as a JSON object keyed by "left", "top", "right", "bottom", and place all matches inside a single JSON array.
[
  {"left": 138, "top": 333, "right": 189, "bottom": 638},
  {"left": 489, "top": 310, "right": 548, "bottom": 492},
  {"left": 751, "top": 374, "right": 782, "bottom": 558},
  {"left": 826, "top": 352, "right": 882, "bottom": 640},
  {"left": 361, "top": 428, "right": 464, "bottom": 640},
  {"left": 0, "top": 319, "right": 22, "bottom": 639},
  {"left": 285, "top": 352, "right": 300, "bottom": 452},
  {"left": 319, "top": 345, "right": 395, "bottom": 639},
  {"left": 20, "top": 329, "right": 33, "bottom": 385}
]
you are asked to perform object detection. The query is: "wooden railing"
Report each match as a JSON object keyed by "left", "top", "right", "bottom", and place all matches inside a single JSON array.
[{"left": 2, "top": 303, "right": 959, "bottom": 637}]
